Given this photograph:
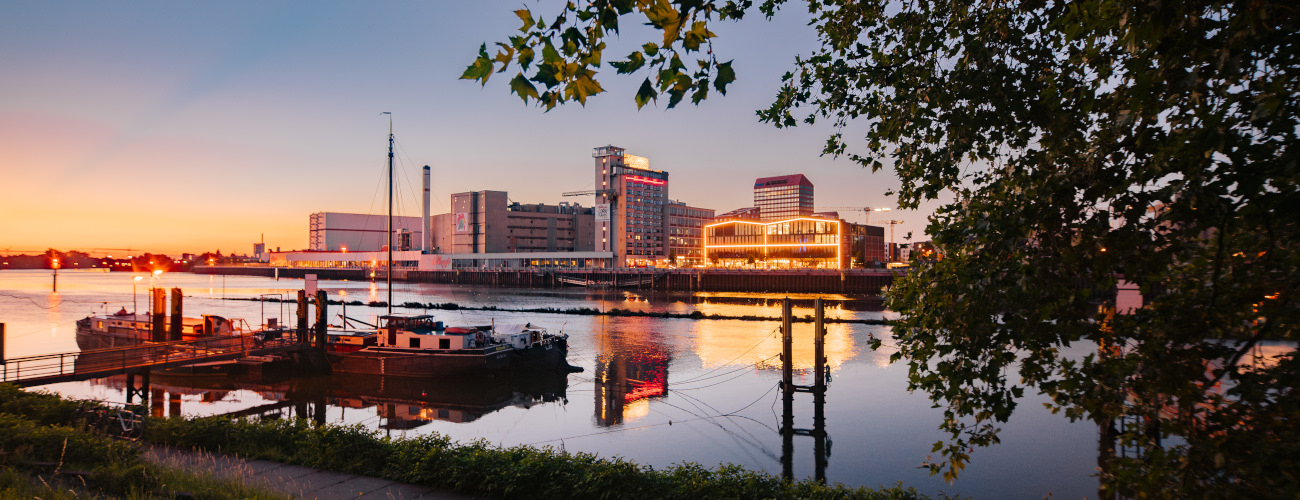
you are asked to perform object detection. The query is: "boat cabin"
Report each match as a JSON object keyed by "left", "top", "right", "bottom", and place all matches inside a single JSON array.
[
  {"left": 493, "top": 323, "right": 548, "bottom": 350},
  {"left": 84, "top": 312, "right": 238, "bottom": 339},
  {"left": 377, "top": 315, "right": 492, "bottom": 350}
]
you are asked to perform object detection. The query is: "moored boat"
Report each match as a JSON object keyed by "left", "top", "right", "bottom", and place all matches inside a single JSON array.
[
  {"left": 75, "top": 309, "right": 247, "bottom": 350},
  {"left": 331, "top": 315, "right": 512, "bottom": 377}
]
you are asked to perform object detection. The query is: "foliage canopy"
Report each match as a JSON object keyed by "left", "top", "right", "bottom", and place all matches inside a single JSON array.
[{"left": 465, "top": 0, "right": 1298, "bottom": 496}]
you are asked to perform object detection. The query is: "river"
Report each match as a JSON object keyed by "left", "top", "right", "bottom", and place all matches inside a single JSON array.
[{"left": 0, "top": 269, "right": 1098, "bottom": 498}]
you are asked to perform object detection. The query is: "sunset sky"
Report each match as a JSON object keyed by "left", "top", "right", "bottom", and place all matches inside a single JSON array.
[{"left": 1, "top": 1, "right": 942, "bottom": 256}]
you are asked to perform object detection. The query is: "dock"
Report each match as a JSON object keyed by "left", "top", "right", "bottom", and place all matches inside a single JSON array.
[{"left": 1, "top": 335, "right": 314, "bottom": 388}]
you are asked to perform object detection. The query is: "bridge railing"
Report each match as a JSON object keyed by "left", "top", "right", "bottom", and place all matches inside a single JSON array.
[{"left": 1, "top": 334, "right": 301, "bottom": 384}]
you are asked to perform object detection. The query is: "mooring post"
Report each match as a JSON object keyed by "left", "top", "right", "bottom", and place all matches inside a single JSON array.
[
  {"left": 814, "top": 387, "right": 828, "bottom": 484},
  {"left": 151, "top": 288, "right": 167, "bottom": 342},
  {"left": 169, "top": 288, "right": 183, "bottom": 341},
  {"left": 782, "top": 297, "right": 793, "bottom": 392},
  {"left": 1, "top": 323, "right": 6, "bottom": 364},
  {"left": 296, "top": 290, "right": 308, "bottom": 343},
  {"left": 315, "top": 290, "right": 328, "bottom": 349},
  {"left": 814, "top": 297, "right": 826, "bottom": 394}
]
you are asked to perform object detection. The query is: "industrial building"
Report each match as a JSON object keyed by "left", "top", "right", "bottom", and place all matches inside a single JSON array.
[
  {"left": 430, "top": 190, "right": 595, "bottom": 254},
  {"left": 666, "top": 200, "right": 714, "bottom": 267},
  {"left": 308, "top": 212, "right": 425, "bottom": 252}
]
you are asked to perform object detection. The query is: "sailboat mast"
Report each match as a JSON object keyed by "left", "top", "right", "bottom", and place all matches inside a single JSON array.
[{"left": 384, "top": 112, "right": 393, "bottom": 316}]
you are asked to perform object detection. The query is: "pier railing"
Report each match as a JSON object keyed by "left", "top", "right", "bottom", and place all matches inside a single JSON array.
[{"left": 1, "top": 334, "right": 301, "bottom": 387}]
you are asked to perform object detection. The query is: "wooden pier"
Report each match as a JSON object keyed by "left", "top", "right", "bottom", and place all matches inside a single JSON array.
[{"left": 1, "top": 335, "right": 313, "bottom": 388}]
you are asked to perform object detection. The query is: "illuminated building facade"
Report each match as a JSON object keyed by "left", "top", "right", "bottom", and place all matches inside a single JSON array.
[
  {"left": 593, "top": 145, "right": 669, "bottom": 267},
  {"left": 704, "top": 216, "right": 848, "bottom": 269},
  {"left": 666, "top": 200, "right": 714, "bottom": 267},
  {"left": 754, "top": 174, "right": 814, "bottom": 221}
]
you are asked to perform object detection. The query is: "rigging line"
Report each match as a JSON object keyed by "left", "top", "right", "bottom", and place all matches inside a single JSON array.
[
  {"left": 647, "top": 403, "right": 779, "bottom": 462},
  {"left": 676, "top": 387, "right": 780, "bottom": 436},
  {"left": 672, "top": 360, "right": 775, "bottom": 391},
  {"left": 652, "top": 391, "right": 782, "bottom": 459},
  {"left": 673, "top": 354, "right": 778, "bottom": 387},
  {"left": 523, "top": 409, "right": 765, "bottom": 447},
  {"left": 672, "top": 326, "right": 779, "bottom": 384},
  {"left": 1, "top": 318, "right": 84, "bottom": 340},
  {"left": 392, "top": 139, "right": 425, "bottom": 215}
]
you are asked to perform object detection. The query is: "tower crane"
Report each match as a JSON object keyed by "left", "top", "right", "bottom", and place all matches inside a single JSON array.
[
  {"left": 817, "top": 206, "right": 891, "bottom": 225},
  {"left": 880, "top": 220, "right": 904, "bottom": 262}
]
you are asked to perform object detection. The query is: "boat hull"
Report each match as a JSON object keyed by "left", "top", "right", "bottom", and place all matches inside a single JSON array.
[{"left": 332, "top": 347, "right": 512, "bottom": 378}]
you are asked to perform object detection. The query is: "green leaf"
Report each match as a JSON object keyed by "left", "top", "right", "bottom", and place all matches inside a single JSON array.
[
  {"left": 612, "top": 51, "right": 646, "bottom": 74},
  {"left": 634, "top": 78, "right": 656, "bottom": 109},
  {"left": 514, "top": 9, "right": 534, "bottom": 32},
  {"left": 714, "top": 60, "right": 735, "bottom": 94},
  {"left": 460, "top": 44, "right": 494, "bottom": 84},
  {"left": 510, "top": 73, "right": 539, "bottom": 103}
]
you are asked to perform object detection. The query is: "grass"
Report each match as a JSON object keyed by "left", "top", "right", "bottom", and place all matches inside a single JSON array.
[
  {"left": 146, "top": 416, "right": 947, "bottom": 500},
  {"left": 0, "top": 385, "right": 287, "bottom": 499},
  {"left": 2, "top": 383, "right": 943, "bottom": 500}
]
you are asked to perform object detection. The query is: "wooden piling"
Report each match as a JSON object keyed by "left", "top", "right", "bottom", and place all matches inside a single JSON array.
[
  {"left": 314, "top": 290, "right": 328, "bottom": 349},
  {"left": 151, "top": 288, "right": 166, "bottom": 342},
  {"left": 814, "top": 297, "right": 826, "bottom": 394},
  {"left": 168, "top": 288, "right": 183, "bottom": 341},
  {"left": 296, "top": 290, "right": 308, "bottom": 343},
  {"left": 781, "top": 297, "right": 793, "bottom": 391},
  {"left": 1, "top": 323, "right": 5, "bottom": 363}
]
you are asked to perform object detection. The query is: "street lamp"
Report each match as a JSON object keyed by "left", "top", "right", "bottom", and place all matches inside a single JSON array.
[
  {"left": 133, "top": 275, "right": 143, "bottom": 315},
  {"left": 51, "top": 258, "right": 59, "bottom": 292},
  {"left": 340, "top": 290, "right": 349, "bottom": 329}
]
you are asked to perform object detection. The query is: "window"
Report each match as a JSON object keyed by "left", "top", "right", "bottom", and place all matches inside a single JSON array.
[
  {"left": 410, "top": 337, "right": 421, "bottom": 348},
  {"left": 439, "top": 338, "right": 451, "bottom": 349}
]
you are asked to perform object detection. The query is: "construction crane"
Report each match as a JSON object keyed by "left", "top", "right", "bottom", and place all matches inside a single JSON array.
[
  {"left": 817, "top": 206, "right": 891, "bottom": 225},
  {"left": 562, "top": 189, "right": 618, "bottom": 198},
  {"left": 880, "top": 220, "right": 904, "bottom": 261}
]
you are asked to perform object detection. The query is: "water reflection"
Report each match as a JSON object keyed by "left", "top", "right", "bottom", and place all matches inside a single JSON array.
[
  {"left": 694, "top": 321, "right": 857, "bottom": 372},
  {"left": 88, "top": 370, "right": 569, "bottom": 429},
  {"left": 593, "top": 321, "right": 672, "bottom": 427}
]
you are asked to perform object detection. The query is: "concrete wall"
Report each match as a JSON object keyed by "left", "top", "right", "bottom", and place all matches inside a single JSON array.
[{"left": 308, "top": 212, "right": 424, "bottom": 252}]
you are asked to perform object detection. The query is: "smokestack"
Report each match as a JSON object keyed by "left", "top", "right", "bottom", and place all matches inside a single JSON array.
[{"left": 422, "top": 165, "right": 432, "bottom": 253}]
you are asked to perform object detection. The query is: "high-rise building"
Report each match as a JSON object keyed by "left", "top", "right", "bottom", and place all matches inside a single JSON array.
[
  {"left": 754, "top": 174, "right": 814, "bottom": 220},
  {"left": 593, "top": 145, "right": 669, "bottom": 266}
]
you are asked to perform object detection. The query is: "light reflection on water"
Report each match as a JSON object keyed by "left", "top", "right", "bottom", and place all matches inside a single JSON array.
[{"left": 0, "top": 270, "right": 1098, "bottom": 498}]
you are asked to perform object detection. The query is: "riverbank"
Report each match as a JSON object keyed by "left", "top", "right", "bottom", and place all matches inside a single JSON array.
[
  {"left": 2, "top": 384, "right": 944, "bottom": 500},
  {"left": 221, "top": 296, "right": 894, "bottom": 325}
]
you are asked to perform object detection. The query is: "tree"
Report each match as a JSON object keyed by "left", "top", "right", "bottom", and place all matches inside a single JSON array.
[{"left": 465, "top": 1, "right": 1299, "bottom": 497}]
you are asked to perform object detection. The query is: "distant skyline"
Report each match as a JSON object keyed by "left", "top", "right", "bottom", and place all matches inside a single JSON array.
[{"left": 1, "top": 1, "right": 943, "bottom": 255}]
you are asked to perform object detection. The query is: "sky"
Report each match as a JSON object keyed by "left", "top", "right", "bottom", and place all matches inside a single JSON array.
[{"left": 1, "top": 1, "right": 942, "bottom": 256}]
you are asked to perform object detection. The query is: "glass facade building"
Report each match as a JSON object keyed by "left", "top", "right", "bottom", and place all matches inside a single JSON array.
[
  {"left": 704, "top": 217, "right": 846, "bottom": 269},
  {"left": 754, "top": 174, "right": 814, "bottom": 221}
]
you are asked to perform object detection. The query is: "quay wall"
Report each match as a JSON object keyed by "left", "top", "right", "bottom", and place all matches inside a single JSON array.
[{"left": 194, "top": 266, "right": 899, "bottom": 295}]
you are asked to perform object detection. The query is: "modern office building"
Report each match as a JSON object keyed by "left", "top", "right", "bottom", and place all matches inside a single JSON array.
[
  {"left": 430, "top": 190, "right": 595, "bottom": 255},
  {"left": 754, "top": 174, "right": 814, "bottom": 221},
  {"left": 308, "top": 212, "right": 424, "bottom": 252},
  {"left": 703, "top": 215, "right": 887, "bottom": 269},
  {"left": 666, "top": 200, "right": 715, "bottom": 267},
  {"left": 592, "top": 145, "right": 669, "bottom": 267},
  {"left": 705, "top": 216, "right": 846, "bottom": 269}
]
